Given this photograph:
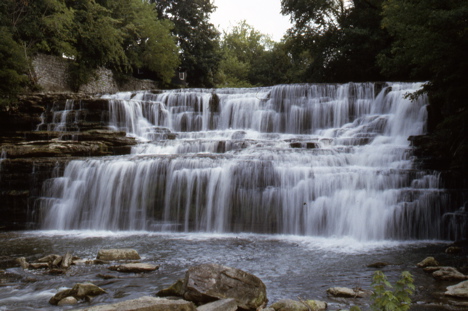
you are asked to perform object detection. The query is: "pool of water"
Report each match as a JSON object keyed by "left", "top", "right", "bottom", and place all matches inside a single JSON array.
[{"left": 0, "top": 231, "right": 462, "bottom": 310}]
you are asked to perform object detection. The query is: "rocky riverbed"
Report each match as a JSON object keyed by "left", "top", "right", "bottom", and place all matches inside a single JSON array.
[{"left": 0, "top": 232, "right": 467, "bottom": 311}]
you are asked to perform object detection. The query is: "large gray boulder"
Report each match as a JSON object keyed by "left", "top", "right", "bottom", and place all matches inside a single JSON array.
[
  {"left": 97, "top": 249, "right": 141, "bottom": 261},
  {"left": 445, "top": 280, "right": 468, "bottom": 298},
  {"left": 72, "top": 296, "right": 196, "bottom": 311},
  {"left": 158, "top": 263, "right": 267, "bottom": 310}
]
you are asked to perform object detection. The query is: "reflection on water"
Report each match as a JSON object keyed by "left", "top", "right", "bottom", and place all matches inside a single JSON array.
[{"left": 0, "top": 231, "right": 455, "bottom": 311}]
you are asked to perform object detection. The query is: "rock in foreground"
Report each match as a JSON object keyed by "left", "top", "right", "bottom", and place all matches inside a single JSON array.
[
  {"left": 73, "top": 296, "right": 196, "bottom": 311},
  {"left": 49, "top": 282, "right": 106, "bottom": 305},
  {"left": 157, "top": 263, "right": 267, "bottom": 310}
]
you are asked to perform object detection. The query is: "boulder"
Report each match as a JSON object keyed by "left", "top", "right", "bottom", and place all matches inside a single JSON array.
[
  {"left": 72, "top": 282, "right": 107, "bottom": 299},
  {"left": 445, "top": 280, "right": 468, "bottom": 298},
  {"left": 158, "top": 263, "right": 267, "bottom": 311},
  {"left": 433, "top": 267, "right": 468, "bottom": 281},
  {"left": 71, "top": 296, "right": 196, "bottom": 311},
  {"left": 327, "top": 287, "right": 368, "bottom": 298},
  {"left": 108, "top": 263, "right": 159, "bottom": 273},
  {"left": 57, "top": 296, "right": 78, "bottom": 306},
  {"left": 197, "top": 298, "right": 238, "bottom": 311},
  {"left": 97, "top": 249, "right": 141, "bottom": 261},
  {"left": 417, "top": 257, "right": 439, "bottom": 268},
  {"left": 49, "top": 283, "right": 106, "bottom": 305},
  {"left": 270, "top": 299, "right": 327, "bottom": 311}
]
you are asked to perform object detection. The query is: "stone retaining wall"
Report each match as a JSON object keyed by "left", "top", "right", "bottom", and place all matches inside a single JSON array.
[{"left": 32, "top": 54, "right": 158, "bottom": 94}]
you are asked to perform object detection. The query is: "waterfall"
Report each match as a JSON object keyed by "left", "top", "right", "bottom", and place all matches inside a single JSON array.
[{"left": 38, "top": 82, "right": 450, "bottom": 240}]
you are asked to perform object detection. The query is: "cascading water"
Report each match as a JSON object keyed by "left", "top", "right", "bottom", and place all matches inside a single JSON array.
[{"left": 38, "top": 82, "right": 450, "bottom": 240}]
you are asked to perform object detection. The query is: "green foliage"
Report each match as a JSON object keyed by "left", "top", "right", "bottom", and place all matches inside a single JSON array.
[
  {"left": 281, "top": 0, "right": 389, "bottom": 82},
  {"left": 0, "top": 27, "right": 28, "bottom": 108},
  {"left": 352, "top": 271, "right": 414, "bottom": 311},
  {"left": 154, "top": 0, "right": 221, "bottom": 87}
]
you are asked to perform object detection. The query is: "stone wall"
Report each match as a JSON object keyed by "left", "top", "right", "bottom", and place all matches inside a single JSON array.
[
  {"left": 32, "top": 54, "right": 72, "bottom": 92},
  {"left": 32, "top": 54, "right": 158, "bottom": 94}
]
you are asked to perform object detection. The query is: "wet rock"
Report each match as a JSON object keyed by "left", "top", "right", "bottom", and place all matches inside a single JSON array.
[
  {"left": 49, "top": 289, "right": 75, "bottom": 305},
  {"left": 327, "top": 287, "right": 368, "bottom": 298},
  {"left": 72, "top": 259, "right": 88, "bottom": 265},
  {"left": 97, "top": 249, "right": 141, "bottom": 261},
  {"left": 158, "top": 263, "right": 267, "bottom": 311},
  {"left": 57, "top": 296, "right": 78, "bottom": 306},
  {"left": 432, "top": 267, "right": 468, "bottom": 281},
  {"left": 16, "top": 257, "right": 29, "bottom": 270},
  {"left": 49, "top": 269, "right": 66, "bottom": 275},
  {"left": 2, "top": 141, "right": 112, "bottom": 158},
  {"left": 306, "top": 142, "right": 318, "bottom": 149},
  {"left": 197, "top": 298, "right": 237, "bottom": 311},
  {"left": 423, "top": 266, "right": 442, "bottom": 273},
  {"left": 108, "top": 263, "right": 159, "bottom": 273},
  {"left": 49, "top": 282, "right": 106, "bottom": 305},
  {"left": 157, "top": 279, "right": 185, "bottom": 297},
  {"left": 72, "top": 296, "right": 196, "bottom": 311},
  {"left": 29, "top": 263, "right": 49, "bottom": 269},
  {"left": 61, "top": 252, "right": 73, "bottom": 269},
  {"left": 72, "top": 282, "right": 107, "bottom": 299},
  {"left": 417, "top": 257, "right": 439, "bottom": 268},
  {"left": 290, "top": 142, "right": 302, "bottom": 148},
  {"left": 37, "top": 254, "right": 60, "bottom": 263},
  {"left": 445, "top": 246, "right": 462, "bottom": 254},
  {"left": 52, "top": 255, "right": 63, "bottom": 267},
  {"left": 445, "top": 280, "right": 468, "bottom": 298},
  {"left": 367, "top": 262, "right": 390, "bottom": 268},
  {"left": 270, "top": 299, "right": 327, "bottom": 311}
]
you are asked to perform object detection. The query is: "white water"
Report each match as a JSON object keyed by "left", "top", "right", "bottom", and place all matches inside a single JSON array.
[{"left": 38, "top": 83, "right": 447, "bottom": 240}]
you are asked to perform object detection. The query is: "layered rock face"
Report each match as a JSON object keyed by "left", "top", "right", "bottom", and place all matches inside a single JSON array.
[{"left": 0, "top": 93, "right": 136, "bottom": 230}]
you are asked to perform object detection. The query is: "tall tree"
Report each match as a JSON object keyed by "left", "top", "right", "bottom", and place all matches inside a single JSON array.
[
  {"left": 281, "top": 0, "right": 389, "bottom": 82},
  {"left": 154, "top": 0, "right": 221, "bottom": 87}
]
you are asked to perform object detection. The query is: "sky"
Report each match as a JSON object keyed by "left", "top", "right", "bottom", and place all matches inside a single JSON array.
[{"left": 210, "top": 0, "right": 292, "bottom": 42}]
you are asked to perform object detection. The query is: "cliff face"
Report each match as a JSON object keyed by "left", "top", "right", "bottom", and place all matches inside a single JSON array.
[{"left": 0, "top": 93, "right": 136, "bottom": 230}]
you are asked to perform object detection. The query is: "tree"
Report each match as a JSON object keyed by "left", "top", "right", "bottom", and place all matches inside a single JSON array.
[
  {"left": 0, "top": 27, "right": 28, "bottom": 107},
  {"left": 216, "top": 21, "right": 274, "bottom": 87},
  {"left": 154, "top": 0, "right": 221, "bottom": 87},
  {"left": 281, "top": 0, "right": 389, "bottom": 82}
]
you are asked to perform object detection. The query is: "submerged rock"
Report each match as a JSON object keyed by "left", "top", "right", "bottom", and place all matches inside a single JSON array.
[
  {"left": 97, "top": 249, "right": 141, "bottom": 261},
  {"left": 108, "top": 263, "right": 159, "bottom": 273},
  {"left": 367, "top": 262, "right": 390, "bottom": 268},
  {"left": 157, "top": 263, "right": 267, "bottom": 311},
  {"left": 327, "top": 287, "right": 368, "bottom": 298},
  {"left": 445, "top": 280, "right": 468, "bottom": 298},
  {"left": 73, "top": 296, "right": 196, "bottom": 311}
]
